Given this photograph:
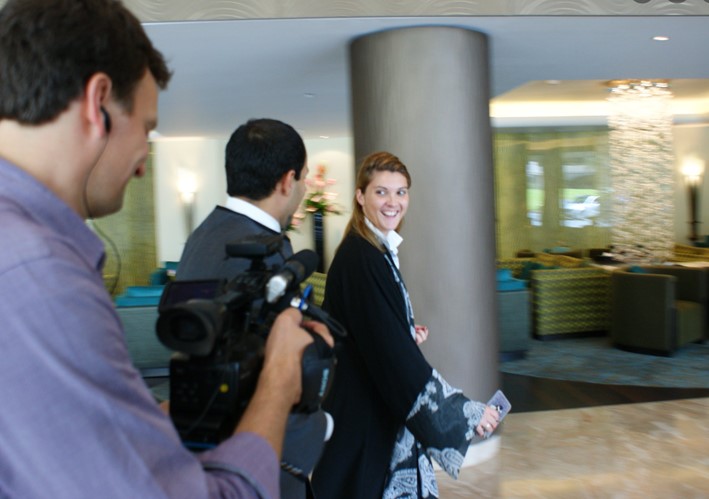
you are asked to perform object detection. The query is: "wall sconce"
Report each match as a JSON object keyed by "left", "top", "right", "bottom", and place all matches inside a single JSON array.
[
  {"left": 177, "top": 170, "right": 198, "bottom": 235},
  {"left": 682, "top": 158, "right": 705, "bottom": 242}
]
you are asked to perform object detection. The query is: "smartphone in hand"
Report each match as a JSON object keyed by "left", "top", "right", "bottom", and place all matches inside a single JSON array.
[
  {"left": 488, "top": 390, "right": 511, "bottom": 422},
  {"left": 483, "top": 390, "right": 511, "bottom": 438}
]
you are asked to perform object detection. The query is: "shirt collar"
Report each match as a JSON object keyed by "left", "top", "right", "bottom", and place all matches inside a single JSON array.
[
  {"left": 365, "top": 217, "right": 403, "bottom": 256},
  {"left": 224, "top": 196, "right": 282, "bottom": 233}
]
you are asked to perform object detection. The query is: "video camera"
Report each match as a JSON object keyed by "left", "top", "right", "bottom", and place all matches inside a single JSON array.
[{"left": 156, "top": 235, "right": 344, "bottom": 450}]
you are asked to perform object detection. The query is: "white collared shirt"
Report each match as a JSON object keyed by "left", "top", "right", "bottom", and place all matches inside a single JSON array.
[
  {"left": 364, "top": 217, "right": 403, "bottom": 269},
  {"left": 224, "top": 196, "right": 281, "bottom": 233}
]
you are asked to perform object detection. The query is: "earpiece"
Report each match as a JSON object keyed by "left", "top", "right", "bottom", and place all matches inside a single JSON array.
[{"left": 100, "top": 107, "right": 112, "bottom": 134}]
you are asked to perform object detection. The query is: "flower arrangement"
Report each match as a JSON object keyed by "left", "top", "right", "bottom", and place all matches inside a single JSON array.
[
  {"left": 289, "top": 164, "right": 341, "bottom": 231},
  {"left": 304, "top": 165, "right": 342, "bottom": 215}
]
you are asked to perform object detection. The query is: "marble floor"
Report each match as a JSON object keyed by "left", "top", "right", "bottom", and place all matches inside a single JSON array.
[{"left": 436, "top": 397, "right": 709, "bottom": 498}]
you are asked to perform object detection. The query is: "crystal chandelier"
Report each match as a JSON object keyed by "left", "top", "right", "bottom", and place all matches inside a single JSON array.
[{"left": 607, "top": 79, "right": 674, "bottom": 261}]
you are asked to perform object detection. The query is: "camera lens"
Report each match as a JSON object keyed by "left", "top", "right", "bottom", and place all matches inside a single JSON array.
[
  {"left": 157, "top": 301, "right": 223, "bottom": 357},
  {"left": 172, "top": 315, "right": 207, "bottom": 342}
]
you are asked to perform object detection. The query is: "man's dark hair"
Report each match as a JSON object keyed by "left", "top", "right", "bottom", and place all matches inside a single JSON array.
[
  {"left": 225, "top": 118, "right": 307, "bottom": 200},
  {"left": 0, "top": 0, "right": 171, "bottom": 124}
]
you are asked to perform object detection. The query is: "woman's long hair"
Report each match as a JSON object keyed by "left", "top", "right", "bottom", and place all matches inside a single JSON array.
[{"left": 343, "top": 151, "right": 411, "bottom": 252}]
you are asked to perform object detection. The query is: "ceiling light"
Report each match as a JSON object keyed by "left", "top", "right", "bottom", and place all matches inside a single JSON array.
[
  {"left": 653, "top": 36, "right": 670, "bottom": 41},
  {"left": 304, "top": 93, "right": 316, "bottom": 98}
]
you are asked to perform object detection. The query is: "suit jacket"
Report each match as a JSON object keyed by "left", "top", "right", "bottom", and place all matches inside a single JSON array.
[
  {"left": 177, "top": 205, "right": 328, "bottom": 499},
  {"left": 177, "top": 206, "right": 290, "bottom": 280}
]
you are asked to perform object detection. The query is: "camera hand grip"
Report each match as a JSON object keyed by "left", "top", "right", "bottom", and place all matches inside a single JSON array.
[{"left": 294, "top": 333, "right": 336, "bottom": 413}]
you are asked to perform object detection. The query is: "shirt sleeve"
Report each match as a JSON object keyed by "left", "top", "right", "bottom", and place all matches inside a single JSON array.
[
  {"left": 404, "top": 369, "right": 487, "bottom": 479},
  {"left": 200, "top": 432, "right": 280, "bottom": 499},
  {"left": 0, "top": 249, "right": 279, "bottom": 498}
]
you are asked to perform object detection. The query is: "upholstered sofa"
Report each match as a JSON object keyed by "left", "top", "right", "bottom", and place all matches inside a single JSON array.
[
  {"left": 114, "top": 285, "right": 165, "bottom": 307},
  {"left": 116, "top": 305, "right": 172, "bottom": 377},
  {"left": 114, "top": 283, "right": 171, "bottom": 377},
  {"left": 670, "top": 243, "right": 709, "bottom": 263},
  {"left": 497, "top": 253, "right": 611, "bottom": 339},
  {"left": 610, "top": 265, "right": 706, "bottom": 355}
]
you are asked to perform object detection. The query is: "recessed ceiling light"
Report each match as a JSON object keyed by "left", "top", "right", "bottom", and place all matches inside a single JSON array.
[
  {"left": 319, "top": 135, "right": 329, "bottom": 139},
  {"left": 304, "top": 93, "right": 316, "bottom": 98},
  {"left": 653, "top": 36, "right": 670, "bottom": 41}
]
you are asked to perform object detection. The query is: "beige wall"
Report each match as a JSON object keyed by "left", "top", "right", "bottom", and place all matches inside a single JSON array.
[
  {"left": 673, "top": 124, "right": 709, "bottom": 244},
  {"left": 152, "top": 136, "right": 354, "bottom": 268}
]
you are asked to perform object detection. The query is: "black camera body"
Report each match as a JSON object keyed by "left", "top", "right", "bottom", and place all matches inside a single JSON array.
[{"left": 156, "top": 236, "right": 341, "bottom": 449}]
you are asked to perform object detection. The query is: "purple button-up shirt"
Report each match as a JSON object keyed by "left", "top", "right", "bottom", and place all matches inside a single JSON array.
[{"left": 0, "top": 158, "right": 278, "bottom": 498}]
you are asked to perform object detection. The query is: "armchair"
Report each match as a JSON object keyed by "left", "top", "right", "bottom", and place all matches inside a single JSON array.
[
  {"left": 610, "top": 266, "right": 705, "bottom": 356},
  {"left": 497, "top": 256, "right": 611, "bottom": 338}
]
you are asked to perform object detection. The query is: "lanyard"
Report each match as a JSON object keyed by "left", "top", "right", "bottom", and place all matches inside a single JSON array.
[{"left": 383, "top": 250, "right": 417, "bottom": 341}]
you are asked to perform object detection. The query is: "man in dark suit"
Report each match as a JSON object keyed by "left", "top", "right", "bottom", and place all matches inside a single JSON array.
[{"left": 177, "top": 118, "right": 329, "bottom": 499}]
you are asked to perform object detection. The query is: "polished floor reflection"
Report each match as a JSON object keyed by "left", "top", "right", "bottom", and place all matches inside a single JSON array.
[{"left": 436, "top": 397, "right": 709, "bottom": 498}]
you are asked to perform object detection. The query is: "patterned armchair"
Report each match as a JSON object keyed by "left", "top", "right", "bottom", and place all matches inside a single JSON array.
[
  {"left": 531, "top": 267, "right": 610, "bottom": 338},
  {"left": 497, "top": 254, "right": 611, "bottom": 338},
  {"left": 302, "top": 271, "right": 327, "bottom": 307}
]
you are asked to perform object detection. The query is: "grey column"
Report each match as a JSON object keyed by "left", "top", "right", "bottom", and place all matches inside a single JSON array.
[{"left": 350, "top": 26, "right": 497, "bottom": 401}]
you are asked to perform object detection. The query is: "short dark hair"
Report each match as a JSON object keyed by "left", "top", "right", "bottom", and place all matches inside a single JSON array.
[
  {"left": 0, "top": 0, "right": 171, "bottom": 124},
  {"left": 225, "top": 119, "right": 307, "bottom": 200}
]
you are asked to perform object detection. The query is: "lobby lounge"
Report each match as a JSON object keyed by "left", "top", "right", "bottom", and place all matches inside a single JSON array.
[{"left": 90, "top": 1, "right": 709, "bottom": 497}]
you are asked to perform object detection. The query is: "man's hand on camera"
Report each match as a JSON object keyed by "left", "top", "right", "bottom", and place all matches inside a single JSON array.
[
  {"left": 264, "top": 309, "right": 334, "bottom": 405},
  {"left": 234, "top": 308, "right": 332, "bottom": 457}
]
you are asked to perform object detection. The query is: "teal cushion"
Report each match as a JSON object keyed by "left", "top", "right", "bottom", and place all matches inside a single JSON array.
[
  {"left": 164, "top": 261, "right": 179, "bottom": 271},
  {"left": 115, "top": 295, "right": 161, "bottom": 307},
  {"left": 124, "top": 285, "right": 165, "bottom": 297},
  {"left": 149, "top": 269, "right": 168, "bottom": 285},
  {"left": 497, "top": 279, "right": 527, "bottom": 291},
  {"left": 497, "top": 268, "right": 526, "bottom": 291},
  {"left": 496, "top": 269, "right": 513, "bottom": 281},
  {"left": 628, "top": 265, "right": 647, "bottom": 273}
]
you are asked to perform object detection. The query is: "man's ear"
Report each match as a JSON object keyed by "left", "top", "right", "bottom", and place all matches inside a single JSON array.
[
  {"left": 83, "top": 73, "right": 112, "bottom": 138},
  {"left": 278, "top": 169, "right": 297, "bottom": 196}
]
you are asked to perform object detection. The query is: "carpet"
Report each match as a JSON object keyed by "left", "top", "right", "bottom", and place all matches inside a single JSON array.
[{"left": 499, "top": 337, "right": 709, "bottom": 388}]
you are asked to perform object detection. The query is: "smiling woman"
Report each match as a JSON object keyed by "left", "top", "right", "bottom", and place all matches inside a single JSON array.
[{"left": 312, "top": 151, "right": 502, "bottom": 499}]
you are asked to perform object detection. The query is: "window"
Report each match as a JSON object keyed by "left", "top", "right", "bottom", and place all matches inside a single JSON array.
[{"left": 495, "top": 129, "right": 611, "bottom": 257}]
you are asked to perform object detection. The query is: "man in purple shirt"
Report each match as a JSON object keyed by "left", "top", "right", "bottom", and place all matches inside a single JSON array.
[{"left": 0, "top": 1, "right": 332, "bottom": 498}]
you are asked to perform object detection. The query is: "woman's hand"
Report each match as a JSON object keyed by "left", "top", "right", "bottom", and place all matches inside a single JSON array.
[
  {"left": 475, "top": 405, "right": 501, "bottom": 438},
  {"left": 414, "top": 324, "right": 429, "bottom": 345}
]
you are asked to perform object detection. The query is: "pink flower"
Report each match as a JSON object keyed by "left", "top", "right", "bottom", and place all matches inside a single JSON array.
[{"left": 300, "top": 164, "right": 342, "bottom": 218}]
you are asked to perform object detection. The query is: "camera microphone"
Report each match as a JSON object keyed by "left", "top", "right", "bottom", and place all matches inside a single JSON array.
[{"left": 265, "top": 249, "right": 319, "bottom": 303}]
